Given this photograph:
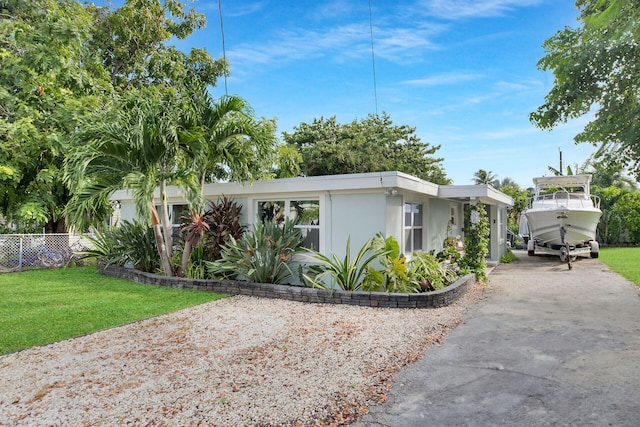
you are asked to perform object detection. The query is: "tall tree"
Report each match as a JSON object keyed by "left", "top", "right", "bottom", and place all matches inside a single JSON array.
[
  {"left": 0, "top": 0, "right": 109, "bottom": 231},
  {"left": 65, "top": 88, "right": 198, "bottom": 275},
  {"left": 0, "top": 0, "right": 226, "bottom": 232},
  {"left": 65, "top": 87, "right": 277, "bottom": 276},
  {"left": 282, "top": 113, "right": 451, "bottom": 184},
  {"left": 531, "top": 0, "right": 640, "bottom": 179}
]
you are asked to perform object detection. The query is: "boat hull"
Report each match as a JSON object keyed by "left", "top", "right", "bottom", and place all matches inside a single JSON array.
[{"left": 525, "top": 207, "right": 601, "bottom": 247}]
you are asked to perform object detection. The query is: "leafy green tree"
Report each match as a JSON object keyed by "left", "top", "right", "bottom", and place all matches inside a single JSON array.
[
  {"left": 499, "top": 183, "right": 530, "bottom": 232},
  {"left": 531, "top": 0, "right": 640, "bottom": 179},
  {"left": 65, "top": 86, "right": 276, "bottom": 276},
  {"left": 0, "top": 0, "right": 226, "bottom": 232},
  {"left": 186, "top": 92, "right": 277, "bottom": 197},
  {"left": 282, "top": 113, "right": 450, "bottom": 184},
  {"left": 86, "top": 0, "right": 225, "bottom": 92},
  {"left": 612, "top": 191, "right": 640, "bottom": 243},
  {"left": 0, "top": 0, "right": 109, "bottom": 231},
  {"left": 273, "top": 144, "right": 303, "bottom": 178}
]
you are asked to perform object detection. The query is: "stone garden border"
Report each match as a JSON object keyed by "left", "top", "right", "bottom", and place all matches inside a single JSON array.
[{"left": 99, "top": 265, "right": 476, "bottom": 308}]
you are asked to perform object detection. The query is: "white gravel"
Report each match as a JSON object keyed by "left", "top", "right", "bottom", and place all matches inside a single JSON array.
[{"left": 0, "top": 282, "right": 486, "bottom": 426}]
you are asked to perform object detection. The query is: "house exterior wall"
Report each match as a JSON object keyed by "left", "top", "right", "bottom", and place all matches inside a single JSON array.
[
  {"left": 327, "top": 192, "right": 387, "bottom": 257},
  {"left": 428, "top": 198, "right": 452, "bottom": 254},
  {"left": 111, "top": 171, "right": 513, "bottom": 265}
]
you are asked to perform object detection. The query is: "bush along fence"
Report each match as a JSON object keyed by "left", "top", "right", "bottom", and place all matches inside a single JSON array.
[{"left": 99, "top": 264, "right": 476, "bottom": 309}]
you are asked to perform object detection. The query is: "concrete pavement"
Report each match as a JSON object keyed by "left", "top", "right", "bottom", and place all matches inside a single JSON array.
[{"left": 353, "top": 251, "right": 640, "bottom": 426}]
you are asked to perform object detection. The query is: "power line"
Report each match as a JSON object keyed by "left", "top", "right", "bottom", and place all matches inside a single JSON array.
[
  {"left": 368, "top": 0, "right": 378, "bottom": 115},
  {"left": 218, "top": 0, "right": 228, "bottom": 95}
]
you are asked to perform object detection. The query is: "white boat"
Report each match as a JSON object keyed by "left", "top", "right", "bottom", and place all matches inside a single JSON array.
[{"left": 524, "top": 174, "right": 601, "bottom": 263}]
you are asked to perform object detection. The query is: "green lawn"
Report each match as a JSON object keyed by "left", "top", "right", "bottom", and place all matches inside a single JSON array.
[
  {"left": 0, "top": 267, "right": 227, "bottom": 355},
  {"left": 599, "top": 247, "right": 640, "bottom": 287}
]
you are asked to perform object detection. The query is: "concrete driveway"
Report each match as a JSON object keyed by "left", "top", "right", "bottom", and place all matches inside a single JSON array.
[{"left": 354, "top": 251, "right": 640, "bottom": 426}]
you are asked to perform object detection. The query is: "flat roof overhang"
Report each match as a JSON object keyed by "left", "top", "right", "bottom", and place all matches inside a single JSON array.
[{"left": 438, "top": 184, "right": 514, "bottom": 207}]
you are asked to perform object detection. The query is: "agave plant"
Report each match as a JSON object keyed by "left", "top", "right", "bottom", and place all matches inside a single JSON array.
[
  {"left": 301, "top": 237, "right": 389, "bottom": 291},
  {"left": 206, "top": 218, "right": 303, "bottom": 284}
]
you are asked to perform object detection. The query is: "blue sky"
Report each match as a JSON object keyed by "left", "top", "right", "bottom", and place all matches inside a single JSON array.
[{"left": 175, "top": 0, "right": 593, "bottom": 188}]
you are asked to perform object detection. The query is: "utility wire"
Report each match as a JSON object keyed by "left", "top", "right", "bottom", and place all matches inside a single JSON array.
[
  {"left": 368, "top": 0, "right": 378, "bottom": 115},
  {"left": 218, "top": 0, "right": 228, "bottom": 95}
]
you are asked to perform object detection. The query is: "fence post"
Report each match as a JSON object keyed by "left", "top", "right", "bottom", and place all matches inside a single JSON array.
[{"left": 18, "top": 235, "right": 23, "bottom": 272}]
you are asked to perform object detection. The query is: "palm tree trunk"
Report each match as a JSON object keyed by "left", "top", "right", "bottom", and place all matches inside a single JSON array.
[
  {"left": 160, "top": 180, "right": 173, "bottom": 258},
  {"left": 177, "top": 239, "right": 193, "bottom": 277},
  {"left": 151, "top": 202, "right": 174, "bottom": 277}
]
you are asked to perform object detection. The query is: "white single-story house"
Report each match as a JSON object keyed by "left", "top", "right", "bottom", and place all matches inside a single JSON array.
[{"left": 111, "top": 171, "right": 513, "bottom": 264}]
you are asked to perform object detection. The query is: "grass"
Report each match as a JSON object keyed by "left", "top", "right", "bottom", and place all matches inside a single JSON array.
[
  {"left": 0, "top": 267, "right": 227, "bottom": 355},
  {"left": 599, "top": 247, "right": 640, "bottom": 287}
]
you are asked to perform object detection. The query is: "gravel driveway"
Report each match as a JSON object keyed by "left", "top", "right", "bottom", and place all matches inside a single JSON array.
[{"left": 0, "top": 281, "right": 486, "bottom": 426}]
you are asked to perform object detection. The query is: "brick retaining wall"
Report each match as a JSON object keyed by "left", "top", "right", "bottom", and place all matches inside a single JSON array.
[{"left": 99, "top": 266, "right": 476, "bottom": 309}]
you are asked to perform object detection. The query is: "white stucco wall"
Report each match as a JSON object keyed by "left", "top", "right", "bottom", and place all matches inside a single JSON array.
[
  {"left": 326, "top": 192, "right": 387, "bottom": 258},
  {"left": 428, "top": 198, "right": 451, "bottom": 254}
]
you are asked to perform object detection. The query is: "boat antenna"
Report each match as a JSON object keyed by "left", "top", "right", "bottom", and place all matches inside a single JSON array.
[
  {"left": 559, "top": 148, "right": 563, "bottom": 175},
  {"left": 368, "top": 0, "right": 378, "bottom": 115},
  {"left": 218, "top": 0, "right": 228, "bottom": 95}
]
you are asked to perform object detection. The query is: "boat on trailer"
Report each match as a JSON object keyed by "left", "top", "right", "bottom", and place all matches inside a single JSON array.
[{"left": 524, "top": 174, "right": 602, "bottom": 269}]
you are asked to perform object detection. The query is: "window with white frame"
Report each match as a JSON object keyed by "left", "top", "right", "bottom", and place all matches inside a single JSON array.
[
  {"left": 257, "top": 199, "right": 320, "bottom": 251},
  {"left": 404, "top": 202, "right": 423, "bottom": 254},
  {"left": 450, "top": 204, "right": 458, "bottom": 227},
  {"left": 156, "top": 204, "right": 189, "bottom": 242}
]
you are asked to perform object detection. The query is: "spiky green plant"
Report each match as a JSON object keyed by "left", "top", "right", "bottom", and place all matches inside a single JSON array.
[
  {"left": 81, "top": 220, "right": 159, "bottom": 273},
  {"left": 301, "top": 237, "right": 388, "bottom": 291},
  {"left": 206, "top": 218, "right": 303, "bottom": 284}
]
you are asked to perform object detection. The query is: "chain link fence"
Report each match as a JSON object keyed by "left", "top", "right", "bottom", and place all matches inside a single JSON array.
[{"left": 0, "top": 233, "right": 94, "bottom": 272}]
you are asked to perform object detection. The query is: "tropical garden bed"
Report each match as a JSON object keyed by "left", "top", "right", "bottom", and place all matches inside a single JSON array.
[{"left": 87, "top": 197, "right": 491, "bottom": 308}]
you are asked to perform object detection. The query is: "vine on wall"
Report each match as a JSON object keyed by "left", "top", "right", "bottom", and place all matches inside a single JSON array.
[{"left": 462, "top": 202, "right": 490, "bottom": 281}]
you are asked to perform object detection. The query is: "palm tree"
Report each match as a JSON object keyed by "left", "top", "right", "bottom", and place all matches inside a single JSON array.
[
  {"left": 473, "top": 169, "right": 499, "bottom": 186},
  {"left": 188, "top": 91, "right": 277, "bottom": 205},
  {"left": 173, "top": 91, "right": 276, "bottom": 274},
  {"left": 65, "top": 88, "right": 197, "bottom": 276},
  {"left": 65, "top": 87, "right": 277, "bottom": 276}
]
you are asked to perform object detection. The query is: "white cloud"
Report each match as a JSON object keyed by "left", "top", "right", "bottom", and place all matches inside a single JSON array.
[
  {"left": 226, "top": 20, "right": 443, "bottom": 72},
  {"left": 402, "top": 72, "right": 484, "bottom": 86},
  {"left": 417, "top": 0, "right": 544, "bottom": 20},
  {"left": 223, "top": 2, "right": 267, "bottom": 18}
]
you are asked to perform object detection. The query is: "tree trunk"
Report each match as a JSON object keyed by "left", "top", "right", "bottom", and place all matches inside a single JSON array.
[
  {"left": 160, "top": 180, "right": 173, "bottom": 258},
  {"left": 176, "top": 239, "right": 193, "bottom": 277},
  {"left": 151, "top": 202, "right": 174, "bottom": 277}
]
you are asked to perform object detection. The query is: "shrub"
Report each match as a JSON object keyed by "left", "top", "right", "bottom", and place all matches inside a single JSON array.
[
  {"left": 301, "top": 237, "right": 387, "bottom": 291},
  {"left": 365, "top": 233, "right": 416, "bottom": 293},
  {"left": 206, "top": 218, "right": 303, "bottom": 284},
  {"left": 204, "top": 196, "right": 247, "bottom": 260},
  {"left": 301, "top": 233, "right": 462, "bottom": 293},
  {"left": 82, "top": 220, "right": 160, "bottom": 273},
  {"left": 500, "top": 247, "right": 518, "bottom": 263},
  {"left": 410, "top": 252, "right": 459, "bottom": 291}
]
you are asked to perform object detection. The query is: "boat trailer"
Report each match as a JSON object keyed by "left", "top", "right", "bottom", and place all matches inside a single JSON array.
[{"left": 527, "top": 226, "right": 599, "bottom": 270}]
